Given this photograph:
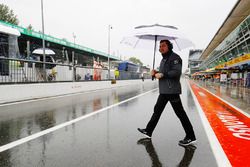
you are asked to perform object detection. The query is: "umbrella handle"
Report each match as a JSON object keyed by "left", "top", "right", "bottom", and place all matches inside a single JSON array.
[
  {"left": 152, "top": 35, "right": 157, "bottom": 70},
  {"left": 152, "top": 35, "right": 157, "bottom": 81}
]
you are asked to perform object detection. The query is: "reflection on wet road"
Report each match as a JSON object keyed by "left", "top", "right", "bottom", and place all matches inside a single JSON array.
[
  {"left": 137, "top": 138, "right": 163, "bottom": 167},
  {"left": 0, "top": 83, "right": 157, "bottom": 146},
  {"left": 137, "top": 138, "right": 196, "bottom": 167},
  {"left": 0, "top": 80, "right": 218, "bottom": 167}
]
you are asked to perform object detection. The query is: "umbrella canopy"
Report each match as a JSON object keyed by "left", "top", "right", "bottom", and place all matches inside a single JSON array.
[
  {"left": 32, "top": 48, "right": 55, "bottom": 55},
  {"left": 121, "top": 24, "right": 194, "bottom": 69}
]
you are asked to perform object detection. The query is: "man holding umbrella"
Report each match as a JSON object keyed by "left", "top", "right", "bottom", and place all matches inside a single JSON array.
[{"left": 138, "top": 39, "right": 196, "bottom": 146}]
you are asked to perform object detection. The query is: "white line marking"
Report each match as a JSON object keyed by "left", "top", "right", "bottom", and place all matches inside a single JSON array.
[
  {"left": 198, "top": 91, "right": 206, "bottom": 97},
  {"left": 187, "top": 80, "right": 232, "bottom": 167},
  {"left": 0, "top": 88, "right": 158, "bottom": 153}
]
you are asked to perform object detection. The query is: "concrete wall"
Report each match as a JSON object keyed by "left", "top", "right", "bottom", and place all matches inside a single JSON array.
[{"left": 0, "top": 79, "right": 156, "bottom": 104}]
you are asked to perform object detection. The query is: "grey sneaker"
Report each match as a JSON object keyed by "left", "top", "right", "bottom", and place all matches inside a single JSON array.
[{"left": 137, "top": 128, "right": 152, "bottom": 138}]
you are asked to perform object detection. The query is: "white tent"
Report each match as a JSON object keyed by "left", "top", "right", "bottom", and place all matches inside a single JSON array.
[{"left": 32, "top": 48, "right": 55, "bottom": 55}]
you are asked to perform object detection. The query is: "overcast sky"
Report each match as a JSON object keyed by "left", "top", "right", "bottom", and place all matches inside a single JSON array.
[{"left": 1, "top": 0, "right": 237, "bottom": 71}]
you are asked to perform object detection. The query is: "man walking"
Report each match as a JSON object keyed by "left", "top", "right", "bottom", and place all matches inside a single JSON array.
[{"left": 138, "top": 39, "right": 196, "bottom": 146}]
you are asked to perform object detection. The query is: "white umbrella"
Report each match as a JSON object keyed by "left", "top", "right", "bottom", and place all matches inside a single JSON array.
[
  {"left": 32, "top": 48, "right": 55, "bottom": 55},
  {"left": 121, "top": 24, "right": 194, "bottom": 69}
]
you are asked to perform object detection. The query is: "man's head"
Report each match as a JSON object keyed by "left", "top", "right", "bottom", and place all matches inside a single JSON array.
[{"left": 159, "top": 39, "right": 173, "bottom": 54}]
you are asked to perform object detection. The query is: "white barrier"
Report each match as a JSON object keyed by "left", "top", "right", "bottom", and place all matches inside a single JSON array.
[{"left": 0, "top": 79, "right": 156, "bottom": 104}]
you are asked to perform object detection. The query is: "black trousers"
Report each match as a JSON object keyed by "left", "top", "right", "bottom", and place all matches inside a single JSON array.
[{"left": 146, "top": 94, "right": 196, "bottom": 139}]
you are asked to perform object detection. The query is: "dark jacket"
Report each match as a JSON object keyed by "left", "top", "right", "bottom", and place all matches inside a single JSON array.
[{"left": 158, "top": 51, "right": 182, "bottom": 94}]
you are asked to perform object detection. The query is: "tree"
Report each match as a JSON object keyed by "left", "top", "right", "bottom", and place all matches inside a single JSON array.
[
  {"left": 129, "top": 57, "right": 143, "bottom": 66},
  {"left": 0, "top": 4, "right": 19, "bottom": 25}
]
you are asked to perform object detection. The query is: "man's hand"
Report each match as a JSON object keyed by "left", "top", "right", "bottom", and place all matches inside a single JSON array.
[
  {"left": 151, "top": 69, "right": 157, "bottom": 76},
  {"left": 155, "top": 73, "right": 163, "bottom": 79}
]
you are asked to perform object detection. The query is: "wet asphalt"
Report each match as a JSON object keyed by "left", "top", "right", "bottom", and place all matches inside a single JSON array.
[
  {"left": 194, "top": 80, "right": 250, "bottom": 114},
  {"left": 0, "top": 79, "right": 218, "bottom": 167}
]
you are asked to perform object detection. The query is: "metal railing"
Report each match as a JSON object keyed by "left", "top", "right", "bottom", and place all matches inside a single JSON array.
[{"left": 0, "top": 57, "right": 151, "bottom": 84}]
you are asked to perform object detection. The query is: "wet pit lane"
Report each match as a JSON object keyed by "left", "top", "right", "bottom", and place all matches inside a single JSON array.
[
  {"left": 194, "top": 80, "right": 250, "bottom": 114},
  {"left": 0, "top": 80, "right": 218, "bottom": 167}
]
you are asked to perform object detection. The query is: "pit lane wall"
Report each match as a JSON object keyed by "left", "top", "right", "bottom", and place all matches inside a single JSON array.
[{"left": 0, "top": 79, "right": 156, "bottom": 104}]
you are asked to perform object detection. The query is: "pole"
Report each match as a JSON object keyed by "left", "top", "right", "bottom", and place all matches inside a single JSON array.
[
  {"left": 72, "top": 51, "right": 75, "bottom": 82},
  {"left": 108, "top": 25, "right": 111, "bottom": 80},
  {"left": 41, "top": 0, "right": 46, "bottom": 81},
  {"left": 152, "top": 35, "right": 157, "bottom": 80},
  {"left": 153, "top": 35, "right": 157, "bottom": 69},
  {"left": 27, "top": 41, "right": 30, "bottom": 59},
  {"left": 72, "top": 33, "right": 76, "bottom": 81}
]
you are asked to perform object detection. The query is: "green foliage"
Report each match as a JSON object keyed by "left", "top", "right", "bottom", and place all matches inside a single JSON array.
[
  {"left": 0, "top": 4, "right": 19, "bottom": 25},
  {"left": 129, "top": 57, "right": 143, "bottom": 66}
]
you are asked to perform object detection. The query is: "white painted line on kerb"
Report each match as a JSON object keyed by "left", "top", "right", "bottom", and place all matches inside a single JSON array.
[
  {"left": 0, "top": 88, "right": 158, "bottom": 153},
  {"left": 198, "top": 91, "right": 206, "bottom": 97},
  {"left": 187, "top": 81, "right": 232, "bottom": 167}
]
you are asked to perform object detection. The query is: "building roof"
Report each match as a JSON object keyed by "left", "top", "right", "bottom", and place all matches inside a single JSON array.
[
  {"left": 0, "top": 23, "right": 20, "bottom": 36},
  {"left": 0, "top": 20, "right": 119, "bottom": 60},
  {"left": 200, "top": 0, "right": 250, "bottom": 60}
]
